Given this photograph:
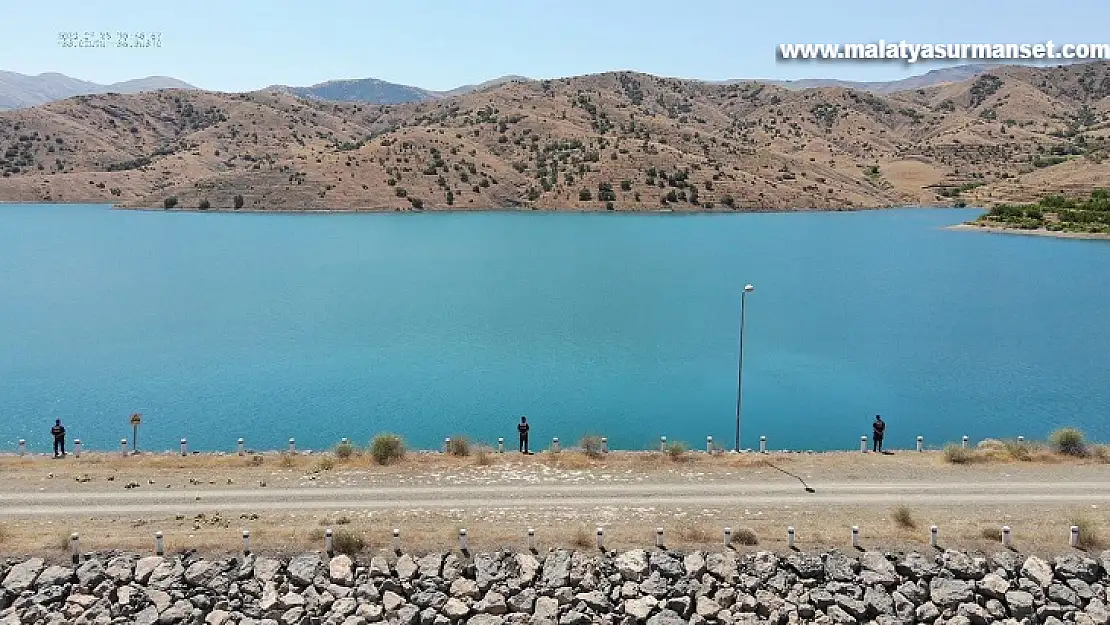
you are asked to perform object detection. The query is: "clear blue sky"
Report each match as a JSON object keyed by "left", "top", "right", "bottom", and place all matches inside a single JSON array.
[{"left": 2, "top": 0, "right": 1106, "bottom": 91}]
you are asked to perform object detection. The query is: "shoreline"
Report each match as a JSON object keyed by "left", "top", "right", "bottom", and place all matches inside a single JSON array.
[{"left": 947, "top": 222, "right": 1110, "bottom": 241}]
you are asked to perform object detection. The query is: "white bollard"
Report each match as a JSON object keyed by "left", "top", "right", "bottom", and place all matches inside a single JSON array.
[
  {"left": 288, "top": 438, "right": 296, "bottom": 453},
  {"left": 1071, "top": 525, "right": 1080, "bottom": 548},
  {"left": 962, "top": 436, "right": 969, "bottom": 449},
  {"left": 760, "top": 436, "right": 767, "bottom": 454},
  {"left": 707, "top": 436, "right": 713, "bottom": 453},
  {"left": 237, "top": 438, "right": 245, "bottom": 456},
  {"left": 325, "top": 528, "right": 333, "bottom": 555},
  {"left": 155, "top": 531, "right": 165, "bottom": 556},
  {"left": 242, "top": 530, "right": 251, "bottom": 555},
  {"left": 527, "top": 527, "right": 536, "bottom": 551},
  {"left": 660, "top": 436, "right": 667, "bottom": 452},
  {"left": 180, "top": 438, "right": 188, "bottom": 456},
  {"left": 655, "top": 527, "right": 664, "bottom": 548},
  {"left": 596, "top": 527, "right": 604, "bottom": 550},
  {"left": 70, "top": 532, "right": 80, "bottom": 564},
  {"left": 860, "top": 436, "right": 867, "bottom": 453},
  {"left": 1002, "top": 526, "right": 1012, "bottom": 548},
  {"left": 459, "top": 528, "right": 468, "bottom": 551},
  {"left": 74, "top": 439, "right": 81, "bottom": 458},
  {"left": 917, "top": 436, "right": 924, "bottom": 452},
  {"left": 498, "top": 438, "right": 504, "bottom": 453},
  {"left": 930, "top": 525, "right": 938, "bottom": 548},
  {"left": 392, "top": 528, "right": 400, "bottom": 552},
  {"left": 552, "top": 437, "right": 559, "bottom": 453},
  {"left": 1017, "top": 436, "right": 1024, "bottom": 443},
  {"left": 18, "top": 439, "right": 25, "bottom": 457},
  {"left": 851, "top": 526, "right": 860, "bottom": 548},
  {"left": 601, "top": 437, "right": 608, "bottom": 453},
  {"left": 120, "top": 439, "right": 128, "bottom": 457},
  {"left": 444, "top": 438, "right": 451, "bottom": 453},
  {"left": 724, "top": 527, "right": 732, "bottom": 547},
  {"left": 787, "top": 526, "right": 795, "bottom": 549}
]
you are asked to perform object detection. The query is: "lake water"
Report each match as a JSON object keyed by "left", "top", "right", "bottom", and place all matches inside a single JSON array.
[{"left": 2, "top": 204, "right": 1109, "bottom": 454}]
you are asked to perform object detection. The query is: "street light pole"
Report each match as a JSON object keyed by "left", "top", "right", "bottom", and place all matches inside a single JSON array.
[{"left": 735, "top": 284, "right": 755, "bottom": 452}]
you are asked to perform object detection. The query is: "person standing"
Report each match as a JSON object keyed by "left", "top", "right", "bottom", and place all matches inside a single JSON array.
[
  {"left": 517, "top": 416, "right": 530, "bottom": 454},
  {"left": 872, "top": 415, "right": 886, "bottom": 453},
  {"left": 51, "top": 419, "right": 66, "bottom": 458}
]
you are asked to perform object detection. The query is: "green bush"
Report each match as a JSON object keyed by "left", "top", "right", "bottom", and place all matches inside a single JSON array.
[
  {"left": 334, "top": 440, "right": 356, "bottom": 460},
  {"left": 331, "top": 529, "right": 366, "bottom": 555},
  {"left": 731, "top": 528, "right": 758, "bottom": 546},
  {"left": 370, "top": 434, "right": 405, "bottom": 465},
  {"left": 581, "top": 435, "right": 604, "bottom": 459},
  {"left": 233, "top": 194, "right": 244, "bottom": 209},
  {"left": 943, "top": 443, "right": 977, "bottom": 464},
  {"left": 163, "top": 196, "right": 178, "bottom": 209},
  {"left": 1050, "top": 427, "right": 1087, "bottom": 457},
  {"left": 666, "top": 441, "right": 689, "bottom": 461},
  {"left": 198, "top": 199, "right": 211, "bottom": 210},
  {"left": 446, "top": 436, "right": 471, "bottom": 457}
]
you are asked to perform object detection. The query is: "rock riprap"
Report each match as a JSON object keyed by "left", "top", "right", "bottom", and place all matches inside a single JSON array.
[{"left": 1, "top": 548, "right": 1109, "bottom": 624}]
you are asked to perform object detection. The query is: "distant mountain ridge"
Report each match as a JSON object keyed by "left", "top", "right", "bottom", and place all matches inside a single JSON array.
[
  {"left": 266, "top": 75, "right": 531, "bottom": 104},
  {"left": 0, "top": 71, "right": 195, "bottom": 110},
  {"left": 754, "top": 64, "right": 998, "bottom": 93}
]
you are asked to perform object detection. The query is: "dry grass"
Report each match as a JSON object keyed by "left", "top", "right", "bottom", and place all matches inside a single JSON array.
[
  {"left": 541, "top": 452, "right": 594, "bottom": 470},
  {"left": 278, "top": 453, "right": 296, "bottom": 468},
  {"left": 980, "top": 527, "right": 1003, "bottom": 542},
  {"left": 332, "top": 529, "right": 367, "bottom": 555},
  {"left": 445, "top": 437, "right": 471, "bottom": 457},
  {"left": 571, "top": 527, "right": 593, "bottom": 548},
  {"left": 666, "top": 442, "right": 690, "bottom": 462},
  {"left": 1070, "top": 516, "right": 1104, "bottom": 550},
  {"left": 473, "top": 447, "right": 495, "bottom": 466},
  {"left": 314, "top": 456, "right": 336, "bottom": 472},
  {"left": 731, "top": 528, "right": 759, "bottom": 546},
  {"left": 334, "top": 441, "right": 356, "bottom": 460},
  {"left": 892, "top": 506, "right": 916, "bottom": 530},
  {"left": 580, "top": 436, "right": 604, "bottom": 459}
]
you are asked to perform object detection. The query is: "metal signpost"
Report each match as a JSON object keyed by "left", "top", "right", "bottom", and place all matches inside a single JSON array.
[{"left": 130, "top": 413, "right": 142, "bottom": 452}]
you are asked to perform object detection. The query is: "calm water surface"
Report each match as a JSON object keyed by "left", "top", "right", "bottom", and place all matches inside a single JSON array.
[{"left": 1, "top": 204, "right": 1108, "bottom": 453}]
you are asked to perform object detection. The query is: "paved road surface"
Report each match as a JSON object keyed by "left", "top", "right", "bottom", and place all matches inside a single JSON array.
[{"left": 1, "top": 481, "right": 1105, "bottom": 516}]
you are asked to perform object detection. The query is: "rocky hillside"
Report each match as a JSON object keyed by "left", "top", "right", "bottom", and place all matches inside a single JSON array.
[
  {"left": 1, "top": 548, "right": 1109, "bottom": 625},
  {"left": 0, "top": 63, "right": 1107, "bottom": 211}
]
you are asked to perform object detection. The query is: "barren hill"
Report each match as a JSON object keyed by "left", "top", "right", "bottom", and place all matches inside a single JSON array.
[
  {"left": 0, "top": 71, "right": 196, "bottom": 111},
  {"left": 0, "top": 63, "right": 1107, "bottom": 212}
]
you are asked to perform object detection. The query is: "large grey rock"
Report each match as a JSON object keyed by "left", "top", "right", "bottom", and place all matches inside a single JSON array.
[
  {"left": 683, "top": 552, "right": 706, "bottom": 578},
  {"left": 541, "top": 551, "right": 571, "bottom": 588},
  {"left": 1086, "top": 598, "right": 1110, "bottom": 625},
  {"left": 824, "top": 552, "right": 859, "bottom": 582},
  {"left": 395, "top": 554, "right": 419, "bottom": 580},
  {"left": 616, "top": 550, "right": 649, "bottom": 582},
  {"left": 476, "top": 591, "right": 508, "bottom": 615},
  {"left": 35, "top": 565, "right": 74, "bottom": 588},
  {"left": 286, "top": 554, "right": 321, "bottom": 586},
  {"left": 864, "top": 586, "right": 894, "bottom": 616},
  {"left": 443, "top": 597, "right": 470, "bottom": 619},
  {"left": 978, "top": 573, "right": 1010, "bottom": 600},
  {"left": 515, "top": 553, "right": 540, "bottom": 585},
  {"left": 897, "top": 553, "right": 940, "bottom": 579},
  {"left": 253, "top": 557, "right": 281, "bottom": 583},
  {"left": 104, "top": 556, "right": 134, "bottom": 583},
  {"left": 184, "top": 560, "right": 220, "bottom": 587},
  {"left": 329, "top": 555, "right": 353, "bottom": 586},
  {"left": 943, "top": 550, "right": 985, "bottom": 580},
  {"left": 1048, "top": 582, "right": 1082, "bottom": 606},
  {"left": 1021, "top": 556, "right": 1054, "bottom": 588},
  {"left": 784, "top": 553, "right": 824, "bottom": 579},
  {"left": 1005, "top": 590, "right": 1036, "bottom": 618},
  {"left": 383, "top": 590, "right": 405, "bottom": 611},
  {"left": 450, "top": 578, "right": 480, "bottom": 599},
  {"left": 74, "top": 559, "right": 105, "bottom": 588},
  {"left": 645, "top": 611, "right": 686, "bottom": 625},
  {"left": 2, "top": 558, "right": 44, "bottom": 593},
  {"left": 624, "top": 596, "right": 657, "bottom": 621},
  {"left": 929, "top": 578, "right": 974, "bottom": 609},
  {"left": 1056, "top": 554, "right": 1101, "bottom": 582},
  {"left": 695, "top": 596, "right": 720, "bottom": 619},
  {"left": 417, "top": 553, "right": 443, "bottom": 579},
  {"left": 533, "top": 596, "right": 559, "bottom": 624},
  {"left": 649, "top": 552, "right": 684, "bottom": 579},
  {"left": 705, "top": 552, "right": 738, "bottom": 582}
]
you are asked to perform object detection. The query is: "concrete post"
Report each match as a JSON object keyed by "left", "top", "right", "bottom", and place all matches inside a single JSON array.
[
  {"left": 660, "top": 436, "right": 667, "bottom": 452},
  {"left": 120, "top": 439, "right": 128, "bottom": 457},
  {"left": 787, "top": 526, "right": 795, "bottom": 549},
  {"left": 287, "top": 438, "right": 296, "bottom": 453},
  {"left": 707, "top": 436, "right": 713, "bottom": 453},
  {"left": 962, "top": 435, "right": 969, "bottom": 449},
  {"left": 759, "top": 436, "right": 767, "bottom": 454},
  {"left": 18, "top": 439, "right": 25, "bottom": 457},
  {"left": 459, "top": 528, "right": 468, "bottom": 551},
  {"left": 70, "top": 532, "right": 80, "bottom": 565},
  {"left": 1071, "top": 525, "right": 1080, "bottom": 548},
  {"left": 851, "top": 526, "right": 860, "bottom": 548},
  {"left": 242, "top": 530, "right": 251, "bottom": 555},
  {"left": 180, "top": 438, "right": 188, "bottom": 456},
  {"left": 1017, "top": 436, "right": 1024, "bottom": 443},
  {"left": 655, "top": 527, "right": 664, "bottom": 548},
  {"left": 930, "top": 525, "right": 938, "bottom": 548},
  {"left": 392, "top": 529, "right": 400, "bottom": 552},
  {"left": 723, "top": 527, "right": 732, "bottom": 547},
  {"left": 527, "top": 528, "right": 536, "bottom": 551},
  {"left": 860, "top": 436, "right": 867, "bottom": 453},
  {"left": 155, "top": 531, "right": 165, "bottom": 556},
  {"left": 237, "top": 438, "right": 245, "bottom": 456},
  {"left": 601, "top": 437, "right": 608, "bottom": 453},
  {"left": 596, "top": 527, "right": 604, "bottom": 550},
  {"left": 552, "top": 437, "right": 559, "bottom": 453},
  {"left": 498, "top": 438, "right": 504, "bottom": 453},
  {"left": 1002, "top": 526, "right": 1012, "bottom": 548},
  {"left": 916, "top": 436, "right": 924, "bottom": 452},
  {"left": 325, "top": 528, "right": 334, "bottom": 556},
  {"left": 444, "top": 438, "right": 451, "bottom": 453},
  {"left": 74, "top": 439, "right": 81, "bottom": 458}
]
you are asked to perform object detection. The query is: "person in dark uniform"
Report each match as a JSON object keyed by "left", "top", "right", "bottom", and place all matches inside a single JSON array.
[
  {"left": 872, "top": 415, "right": 886, "bottom": 453},
  {"left": 51, "top": 419, "right": 66, "bottom": 458},
  {"left": 517, "top": 416, "right": 530, "bottom": 454}
]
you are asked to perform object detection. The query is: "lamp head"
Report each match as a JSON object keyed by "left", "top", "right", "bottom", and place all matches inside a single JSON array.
[{"left": 743, "top": 284, "right": 755, "bottom": 293}]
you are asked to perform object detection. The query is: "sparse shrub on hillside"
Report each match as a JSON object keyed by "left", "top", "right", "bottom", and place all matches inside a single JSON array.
[
  {"left": 731, "top": 528, "right": 759, "bottom": 546},
  {"left": 446, "top": 436, "right": 471, "bottom": 457},
  {"left": 234, "top": 194, "right": 244, "bottom": 209},
  {"left": 581, "top": 435, "right": 604, "bottom": 459},
  {"left": 370, "top": 434, "right": 405, "bottom": 465},
  {"left": 331, "top": 529, "right": 366, "bottom": 555},
  {"left": 1070, "top": 516, "right": 1104, "bottom": 550},
  {"left": 666, "top": 441, "right": 689, "bottom": 461},
  {"left": 315, "top": 456, "right": 336, "bottom": 472},
  {"left": 1050, "top": 427, "right": 1087, "bottom": 457},
  {"left": 198, "top": 199, "right": 211, "bottom": 210},
  {"left": 579, "top": 188, "right": 592, "bottom": 201},
  {"left": 164, "top": 196, "right": 178, "bottom": 209},
  {"left": 942, "top": 443, "right": 980, "bottom": 464},
  {"left": 334, "top": 440, "right": 355, "bottom": 460},
  {"left": 892, "top": 506, "right": 916, "bottom": 529}
]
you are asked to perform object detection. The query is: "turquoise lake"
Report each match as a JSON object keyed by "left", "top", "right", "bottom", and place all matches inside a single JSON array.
[{"left": 2, "top": 204, "right": 1109, "bottom": 453}]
